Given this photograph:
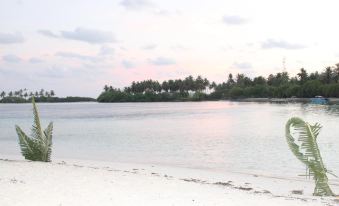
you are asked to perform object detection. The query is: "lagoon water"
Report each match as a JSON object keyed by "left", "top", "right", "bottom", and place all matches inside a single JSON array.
[{"left": 1, "top": 101, "right": 339, "bottom": 178}]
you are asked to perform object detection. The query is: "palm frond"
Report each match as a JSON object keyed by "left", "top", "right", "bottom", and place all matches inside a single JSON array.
[
  {"left": 31, "top": 97, "right": 44, "bottom": 141},
  {"left": 43, "top": 122, "right": 53, "bottom": 162},
  {"left": 16, "top": 125, "right": 43, "bottom": 161},
  {"left": 16, "top": 125, "right": 34, "bottom": 156},
  {"left": 15, "top": 97, "right": 54, "bottom": 162},
  {"left": 285, "top": 117, "right": 335, "bottom": 196}
]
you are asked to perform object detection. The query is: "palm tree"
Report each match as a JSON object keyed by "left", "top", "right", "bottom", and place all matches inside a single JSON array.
[
  {"left": 333, "top": 63, "right": 339, "bottom": 83},
  {"left": 15, "top": 97, "right": 53, "bottom": 162},
  {"left": 297, "top": 68, "right": 308, "bottom": 84},
  {"left": 19, "top": 89, "right": 23, "bottom": 98},
  {"left": 50, "top": 90, "right": 55, "bottom": 97},
  {"left": 322, "top": 67, "right": 332, "bottom": 84},
  {"left": 209, "top": 81, "right": 216, "bottom": 90},
  {"left": 168, "top": 80, "right": 175, "bottom": 92},
  {"left": 39, "top": 89, "right": 45, "bottom": 97},
  {"left": 161, "top": 81, "right": 169, "bottom": 92},
  {"left": 0, "top": 91, "right": 5, "bottom": 99},
  {"left": 227, "top": 73, "right": 235, "bottom": 87},
  {"left": 103, "top": 85, "right": 109, "bottom": 92}
]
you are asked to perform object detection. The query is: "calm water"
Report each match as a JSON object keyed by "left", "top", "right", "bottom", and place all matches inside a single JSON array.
[{"left": 1, "top": 101, "right": 338, "bottom": 177}]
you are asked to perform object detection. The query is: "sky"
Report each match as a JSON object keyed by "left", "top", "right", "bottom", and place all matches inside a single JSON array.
[{"left": 1, "top": 0, "right": 339, "bottom": 97}]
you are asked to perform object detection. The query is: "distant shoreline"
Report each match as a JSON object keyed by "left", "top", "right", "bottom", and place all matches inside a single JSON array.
[
  {"left": 2, "top": 97, "right": 339, "bottom": 104},
  {"left": 231, "top": 97, "right": 339, "bottom": 104},
  {"left": 0, "top": 96, "right": 96, "bottom": 104}
]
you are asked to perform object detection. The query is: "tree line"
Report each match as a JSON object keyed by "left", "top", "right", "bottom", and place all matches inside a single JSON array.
[
  {"left": 0, "top": 89, "right": 56, "bottom": 103},
  {"left": 98, "top": 63, "right": 339, "bottom": 102},
  {"left": 0, "top": 89, "right": 95, "bottom": 103},
  {"left": 1, "top": 89, "right": 55, "bottom": 99}
]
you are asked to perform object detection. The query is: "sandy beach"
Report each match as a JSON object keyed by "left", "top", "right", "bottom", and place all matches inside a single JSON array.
[{"left": 0, "top": 157, "right": 338, "bottom": 206}]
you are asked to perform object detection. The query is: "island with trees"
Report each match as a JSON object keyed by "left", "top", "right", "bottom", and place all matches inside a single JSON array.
[
  {"left": 97, "top": 64, "right": 339, "bottom": 102},
  {"left": 0, "top": 89, "right": 95, "bottom": 103},
  {"left": 3, "top": 64, "right": 339, "bottom": 103}
]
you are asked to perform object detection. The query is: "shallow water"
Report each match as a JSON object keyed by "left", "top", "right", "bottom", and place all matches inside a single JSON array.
[{"left": 0, "top": 101, "right": 338, "bottom": 177}]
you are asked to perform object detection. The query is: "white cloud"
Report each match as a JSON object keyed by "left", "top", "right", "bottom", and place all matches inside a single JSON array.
[
  {"left": 61, "top": 28, "right": 115, "bottom": 44},
  {"left": 0, "top": 32, "right": 24, "bottom": 44},
  {"left": 2, "top": 54, "right": 22, "bottom": 63},
  {"left": 38, "top": 30, "right": 59, "bottom": 38},
  {"left": 120, "top": 0, "right": 153, "bottom": 10},
  {"left": 99, "top": 46, "right": 115, "bottom": 56},
  {"left": 38, "top": 28, "right": 115, "bottom": 44},
  {"left": 141, "top": 44, "right": 157, "bottom": 50},
  {"left": 29, "top": 57, "right": 44, "bottom": 64},
  {"left": 122, "top": 60, "right": 135, "bottom": 68},
  {"left": 222, "top": 15, "right": 247, "bottom": 25},
  {"left": 55, "top": 52, "right": 99, "bottom": 62},
  {"left": 150, "top": 57, "right": 175, "bottom": 66},
  {"left": 232, "top": 62, "right": 252, "bottom": 69},
  {"left": 261, "top": 39, "right": 307, "bottom": 50}
]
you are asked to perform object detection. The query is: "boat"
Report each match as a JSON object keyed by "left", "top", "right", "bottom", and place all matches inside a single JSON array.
[{"left": 310, "top": 96, "right": 329, "bottom": 105}]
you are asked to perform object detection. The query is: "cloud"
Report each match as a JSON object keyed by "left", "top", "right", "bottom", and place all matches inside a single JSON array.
[
  {"left": 122, "top": 60, "right": 135, "bottom": 68},
  {"left": 222, "top": 15, "right": 247, "bottom": 25},
  {"left": 171, "top": 44, "right": 189, "bottom": 51},
  {"left": 38, "top": 28, "right": 115, "bottom": 44},
  {"left": 0, "top": 32, "right": 24, "bottom": 44},
  {"left": 150, "top": 57, "right": 175, "bottom": 66},
  {"left": 61, "top": 28, "right": 115, "bottom": 44},
  {"left": 38, "top": 66, "right": 69, "bottom": 79},
  {"left": 2, "top": 54, "right": 22, "bottom": 63},
  {"left": 55, "top": 52, "right": 98, "bottom": 62},
  {"left": 99, "top": 46, "right": 115, "bottom": 56},
  {"left": 261, "top": 39, "right": 307, "bottom": 50},
  {"left": 38, "top": 30, "right": 59, "bottom": 38},
  {"left": 29, "top": 57, "right": 44, "bottom": 64},
  {"left": 153, "top": 9, "right": 181, "bottom": 16},
  {"left": 141, "top": 44, "right": 157, "bottom": 50},
  {"left": 232, "top": 62, "right": 252, "bottom": 69},
  {"left": 120, "top": 0, "right": 153, "bottom": 10}
]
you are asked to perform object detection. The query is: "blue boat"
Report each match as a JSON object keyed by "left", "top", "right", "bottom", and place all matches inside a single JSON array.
[{"left": 310, "top": 96, "right": 329, "bottom": 105}]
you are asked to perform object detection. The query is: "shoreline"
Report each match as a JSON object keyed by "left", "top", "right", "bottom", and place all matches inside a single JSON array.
[
  {"left": 0, "top": 157, "right": 338, "bottom": 206},
  {"left": 233, "top": 97, "right": 339, "bottom": 104},
  {"left": 2, "top": 98, "right": 339, "bottom": 104}
]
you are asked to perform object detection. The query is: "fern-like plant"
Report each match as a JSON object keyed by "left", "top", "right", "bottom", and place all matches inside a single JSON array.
[
  {"left": 285, "top": 117, "right": 335, "bottom": 196},
  {"left": 15, "top": 97, "right": 53, "bottom": 162}
]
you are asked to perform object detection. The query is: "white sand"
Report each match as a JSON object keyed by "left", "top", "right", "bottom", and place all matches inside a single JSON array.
[{"left": 0, "top": 157, "right": 338, "bottom": 206}]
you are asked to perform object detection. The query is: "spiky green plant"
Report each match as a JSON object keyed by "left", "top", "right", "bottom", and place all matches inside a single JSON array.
[
  {"left": 15, "top": 98, "right": 53, "bottom": 162},
  {"left": 285, "top": 117, "right": 335, "bottom": 196}
]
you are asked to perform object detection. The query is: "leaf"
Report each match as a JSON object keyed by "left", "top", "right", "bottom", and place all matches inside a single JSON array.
[
  {"left": 43, "top": 122, "right": 53, "bottom": 161},
  {"left": 285, "top": 117, "right": 335, "bottom": 196},
  {"left": 16, "top": 125, "right": 43, "bottom": 161},
  {"left": 15, "top": 125, "right": 34, "bottom": 156},
  {"left": 15, "top": 97, "right": 54, "bottom": 162},
  {"left": 31, "top": 97, "right": 44, "bottom": 142}
]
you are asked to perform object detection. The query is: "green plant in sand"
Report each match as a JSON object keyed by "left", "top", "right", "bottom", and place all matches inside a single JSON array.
[
  {"left": 285, "top": 117, "right": 335, "bottom": 196},
  {"left": 15, "top": 97, "right": 53, "bottom": 162}
]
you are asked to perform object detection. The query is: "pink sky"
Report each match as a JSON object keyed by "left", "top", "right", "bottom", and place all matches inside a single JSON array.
[{"left": 1, "top": 0, "right": 339, "bottom": 97}]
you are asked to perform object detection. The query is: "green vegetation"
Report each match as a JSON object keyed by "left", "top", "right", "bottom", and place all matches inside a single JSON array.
[
  {"left": 0, "top": 88, "right": 95, "bottom": 103},
  {"left": 98, "top": 64, "right": 339, "bottom": 102},
  {"left": 97, "top": 76, "right": 211, "bottom": 102},
  {"left": 285, "top": 117, "right": 335, "bottom": 196},
  {"left": 15, "top": 98, "right": 54, "bottom": 162}
]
